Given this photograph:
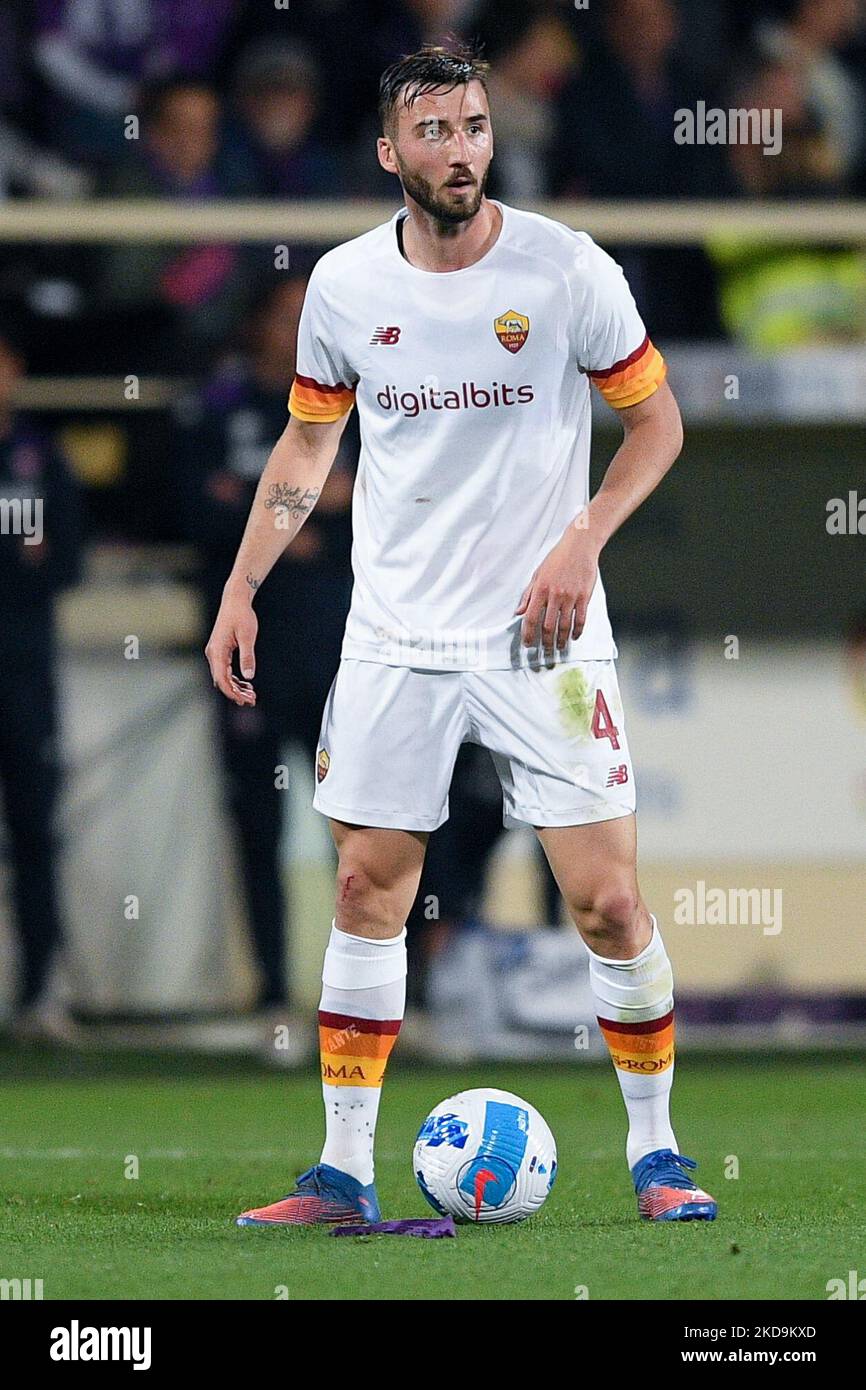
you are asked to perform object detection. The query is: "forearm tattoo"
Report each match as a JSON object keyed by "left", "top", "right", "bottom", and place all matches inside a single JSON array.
[
  {"left": 246, "top": 573, "right": 260, "bottom": 591},
  {"left": 263, "top": 482, "right": 320, "bottom": 520}
]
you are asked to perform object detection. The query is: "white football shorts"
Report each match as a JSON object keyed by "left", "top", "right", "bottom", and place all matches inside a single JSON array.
[{"left": 312, "top": 658, "right": 636, "bottom": 831}]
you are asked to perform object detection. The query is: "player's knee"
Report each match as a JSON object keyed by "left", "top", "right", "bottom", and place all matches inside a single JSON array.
[
  {"left": 335, "top": 858, "right": 405, "bottom": 932},
  {"left": 569, "top": 884, "right": 641, "bottom": 945},
  {"left": 336, "top": 860, "right": 375, "bottom": 906}
]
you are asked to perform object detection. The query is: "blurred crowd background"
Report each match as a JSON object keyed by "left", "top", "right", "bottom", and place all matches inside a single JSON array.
[
  {"left": 1, "top": 0, "right": 865, "bottom": 1058},
  {"left": 2, "top": 0, "right": 866, "bottom": 362}
]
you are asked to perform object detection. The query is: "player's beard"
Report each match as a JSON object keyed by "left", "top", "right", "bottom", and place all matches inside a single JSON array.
[{"left": 398, "top": 160, "right": 490, "bottom": 226}]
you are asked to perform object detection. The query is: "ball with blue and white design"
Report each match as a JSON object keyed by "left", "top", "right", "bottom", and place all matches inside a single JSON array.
[{"left": 413, "top": 1088, "right": 557, "bottom": 1224}]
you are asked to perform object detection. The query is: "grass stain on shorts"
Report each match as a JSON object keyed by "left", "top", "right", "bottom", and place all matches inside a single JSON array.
[{"left": 556, "top": 667, "right": 595, "bottom": 736}]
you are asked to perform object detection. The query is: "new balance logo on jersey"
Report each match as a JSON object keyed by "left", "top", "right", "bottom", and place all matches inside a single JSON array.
[
  {"left": 370, "top": 326, "right": 401, "bottom": 345},
  {"left": 606, "top": 764, "right": 629, "bottom": 787}
]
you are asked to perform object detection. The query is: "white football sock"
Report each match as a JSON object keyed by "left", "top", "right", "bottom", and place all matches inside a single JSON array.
[
  {"left": 587, "top": 916, "right": 678, "bottom": 1170},
  {"left": 317, "top": 922, "right": 406, "bottom": 1186}
]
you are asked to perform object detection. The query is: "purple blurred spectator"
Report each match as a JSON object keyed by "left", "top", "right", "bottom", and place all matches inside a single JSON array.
[
  {"left": 99, "top": 79, "right": 252, "bottom": 367},
  {"left": 0, "top": 1, "right": 89, "bottom": 197},
  {"left": 551, "top": 0, "right": 732, "bottom": 197},
  {"left": 218, "top": 0, "right": 370, "bottom": 148},
  {"left": 225, "top": 40, "right": 344, "bottom": 197},
  {"left": 33, "top": 0, "right": 240, "bottom": 164}
]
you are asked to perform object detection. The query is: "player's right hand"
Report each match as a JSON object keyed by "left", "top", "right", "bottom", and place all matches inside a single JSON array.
[{"left": 204, "top": 599, "right": 258, "bottom": 706}]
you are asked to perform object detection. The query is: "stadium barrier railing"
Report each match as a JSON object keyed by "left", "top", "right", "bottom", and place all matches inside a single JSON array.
[{"left": 0, "top": 198, "right": 865, "bottom": 243}]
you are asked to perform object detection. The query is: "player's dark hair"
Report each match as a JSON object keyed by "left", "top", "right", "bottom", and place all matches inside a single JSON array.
[{"left": 378, "top": 40, "right": 490, "bottom": 139}]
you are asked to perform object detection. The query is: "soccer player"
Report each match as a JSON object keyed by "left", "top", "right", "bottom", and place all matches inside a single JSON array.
[{"left": 206, "top": 43, "right": 717, "bottom": 1226}]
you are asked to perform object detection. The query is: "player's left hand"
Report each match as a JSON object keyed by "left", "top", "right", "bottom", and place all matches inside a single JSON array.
[{"left": 515, "top": 524, "right": 600, "bottom": 653}]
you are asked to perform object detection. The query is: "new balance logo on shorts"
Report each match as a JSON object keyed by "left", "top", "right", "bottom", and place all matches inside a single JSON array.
[
  {"left": 606, "top": 764, "right": 629, "bottom": 787},
  {"left": 370, "top": 326, "right": 401, "bottom": 344}
]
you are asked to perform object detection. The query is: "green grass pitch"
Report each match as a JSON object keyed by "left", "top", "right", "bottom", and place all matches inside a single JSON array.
[{"left": 2, "top": 1050, "right": 863, "bottom": 1301}]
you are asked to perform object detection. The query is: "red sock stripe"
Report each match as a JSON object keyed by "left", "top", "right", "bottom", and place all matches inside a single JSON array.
[
  {"left": 596, "top": 1008, "right": 674, "bottom": 1036},
  {"left": 317, "top": 1010, "right": 402, "bottom": 1035}
]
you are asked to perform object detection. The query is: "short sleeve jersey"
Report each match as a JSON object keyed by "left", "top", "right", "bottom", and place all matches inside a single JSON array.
[{"left": 289, "top": 201, "right": 666, "bottom": 669}]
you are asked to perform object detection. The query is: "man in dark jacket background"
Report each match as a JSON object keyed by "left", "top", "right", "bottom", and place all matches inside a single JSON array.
[
  {"left": 0, "top": 321, "right": 82, "bottom": 1041},
  {"left": 175, "top": 277, "right": 355, "bottom": 1058}
]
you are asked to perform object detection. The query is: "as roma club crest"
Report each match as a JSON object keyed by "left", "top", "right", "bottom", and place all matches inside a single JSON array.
[
  {"left": 316, "top": 748, "right": 330, "bottom": 783},
  {"left": 494, "top": 309, "right": 530, "bottom": 354}
]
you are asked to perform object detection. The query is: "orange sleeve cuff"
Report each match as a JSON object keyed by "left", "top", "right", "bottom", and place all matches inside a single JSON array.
[
  {"left": 289, "top": 373, "right": 356, "bottom": 422},
  {"left": 589, "top": 336, "right": 667, "bottom": 409}
]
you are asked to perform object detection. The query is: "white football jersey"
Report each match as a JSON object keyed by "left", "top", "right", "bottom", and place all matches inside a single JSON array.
[{"left": 289, "top": 200, "right": 666, "bottom": 670}]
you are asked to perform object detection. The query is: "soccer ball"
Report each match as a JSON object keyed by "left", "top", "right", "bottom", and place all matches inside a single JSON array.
[{"left": 413, "top": 1087, "right": 557, "bottom": 1224}]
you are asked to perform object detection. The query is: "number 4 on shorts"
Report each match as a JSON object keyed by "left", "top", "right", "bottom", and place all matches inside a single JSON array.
[{"left": 591, "top": 689, "right": 620, "bottom": 750}]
